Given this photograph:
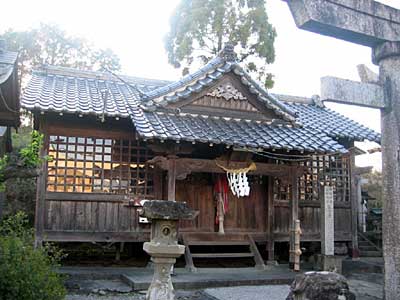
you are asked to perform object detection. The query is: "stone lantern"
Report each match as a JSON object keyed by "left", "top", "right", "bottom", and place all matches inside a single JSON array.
[{"left": 141, "top": 200, "right": 198, "bottom": 300}]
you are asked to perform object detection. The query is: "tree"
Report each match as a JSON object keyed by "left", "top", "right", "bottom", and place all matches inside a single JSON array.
[
  {"left": 1, "top": 23, "right": 121, "bottom": 86},
  {"left": 363, "top": 171, "right": 383, "bottom": 208},
  {"left": 165, "top": 0, "right": 277, "bottom": 88}
]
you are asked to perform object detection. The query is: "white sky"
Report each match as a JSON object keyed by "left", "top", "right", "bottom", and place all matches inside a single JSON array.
[{"left": 2, "top": 0, "right": 397, "bottom": 170}]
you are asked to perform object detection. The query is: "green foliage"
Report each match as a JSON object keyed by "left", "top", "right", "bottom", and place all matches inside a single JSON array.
[
  {"left": 1, "top": 23, "right": 121, "bottom": 87},
  {"left": 19, "top": 130, "right": 44, "bottom": 167},
  {"left": 0, "top": 155, "right": 8, "bottom": 192},
  {"left": 0, "top": 213, "right": 66, "bottom": 300},
  {"left": 165, "top": 0, "right": 277, "bottom": 87},
  {"left": 0, "top": 130, "right": 45, "bottom": 218},
  {"left": 0, "top": 211, "right": 33, "bottom": 240},
  {"left": 11, "top": 126, "right": 34, "bottom": 151}
]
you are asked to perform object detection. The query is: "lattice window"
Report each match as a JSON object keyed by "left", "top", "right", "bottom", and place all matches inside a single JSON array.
[
  {"left": 273, "top": 154, "right": 350, "bottom": 203},
  {"left": 298, "top": 154, "right": 350, "bottom": 202},
  {"left": 46, "top": 135, "right": 154, "bottom": 196},
  {"left": 273, "top": 178, "right": 291, "bottom": 201}
]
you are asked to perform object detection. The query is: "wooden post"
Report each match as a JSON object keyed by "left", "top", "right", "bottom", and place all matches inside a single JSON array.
[
  {"left": 167, "top": 156, "right": 177, "bottom": 202},
  {"left": 349, "top": 150, "right": 360, "bottom": 259},
  {"left": 167, "top": 155, "right": 177, "bottom": 275},
  {"left": 34, "top": 119, "right": 48, "bottom": 248},
  {"left": 294, "top": 220, "right": 302, "bottom": 272},
  {"left": 267, "top": 176, "right": 276, "bottom": 264},
  {"left": 289, "top": 169, "right": 299, "bottom": 269}
]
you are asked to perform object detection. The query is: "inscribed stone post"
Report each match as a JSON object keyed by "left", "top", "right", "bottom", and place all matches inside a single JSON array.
[{"left": 321, "top": 186, "right": 334, "bottom": 256}]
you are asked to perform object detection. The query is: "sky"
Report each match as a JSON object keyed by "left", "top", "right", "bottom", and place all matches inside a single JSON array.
[{"left": 2, "top": 0, "right": 397, "bottom": 170}]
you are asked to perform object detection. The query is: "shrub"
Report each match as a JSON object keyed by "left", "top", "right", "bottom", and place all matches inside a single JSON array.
[{"left": 0, "top": 213, "right": 66, "bottom": 300}]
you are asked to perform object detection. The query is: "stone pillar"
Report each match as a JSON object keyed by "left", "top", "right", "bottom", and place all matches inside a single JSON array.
[
  {"left": 321, "top": 186, "right": 334, "bottom": 256},
  {"left": 289, "top": 171, "right": 299, "bottom": 269},
  {"left": 373, "top": 41, "right": 400, "bottom": 300},
  {"left": 141, "top": 200, "right": 198, "bottom": 300},
  {"left": 316, "top": 186, "right": 341, "bottom": 272}
]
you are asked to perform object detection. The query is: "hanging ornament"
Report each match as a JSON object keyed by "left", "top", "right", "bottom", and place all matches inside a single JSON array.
[{"left": 216, "top": 161, "right": 256, "bottom": 197}]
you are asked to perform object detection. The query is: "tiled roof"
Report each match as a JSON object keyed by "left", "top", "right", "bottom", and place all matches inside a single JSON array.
[
  {"left": 21, "top": 50, "right": 380, "bottom": 153},
  {"left": 143, "top": 51, "right": 297, "bottom": 123},
  {"left": 141, "top": 112, "right": 346, "bottom": 153},
  {"left": 283, "top": 100, "right": 380, "bottom": 143},
  {"left": 0, "top": 50, "right": 18, "bottom": 85},
  {"left": 22, "top": 66, "right": 167, "bottom": 118}
]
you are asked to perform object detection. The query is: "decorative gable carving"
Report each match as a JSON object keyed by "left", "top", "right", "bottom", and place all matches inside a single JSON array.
[
  {"left": 164, "top": 75, "right": 284, "bottom": 121},
  {"left": 206, "top": 83, "right": 246, "bottom": 101},
  {"left": 187, "top": 80, "right": 262, "bottom": 114}
]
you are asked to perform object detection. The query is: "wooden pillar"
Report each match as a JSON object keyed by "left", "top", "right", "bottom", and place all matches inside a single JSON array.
[
  {"left": 34, "top": 119, "right": 48, "bottom": 248},
  {"left": 267, "top": 176, "right": 276, "bottom": 263},
  {"left": 349, "top": 150, "right": 360, "bottom": 259},
  {"left": 289, "top": 168, "right": 299, "bottom": 269},
  {"left": 167, "top": 155, "right": 177, "bottom": 201}
]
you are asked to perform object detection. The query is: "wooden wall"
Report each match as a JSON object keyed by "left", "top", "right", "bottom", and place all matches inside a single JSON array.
[
  {"left": 36, "top": 115, "right": 352, "bottom": 244},
  {"left": 175, "top": 176, "right": 268, "bottom": 235},
  {"left": 43, "top": 193, "right": 150, "bottom": 242},
  {"left": 274, "top": 202, "right": 351, "bottom": 242}
]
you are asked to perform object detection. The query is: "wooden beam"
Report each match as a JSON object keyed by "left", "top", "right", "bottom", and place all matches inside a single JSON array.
[
  {"left": 167, "top": 155, "right": 177, "bottom": 201},
  {"left": 274, "top": 200, "right": 351, "bottom": 209},
  {"left": 248, "top": 234, "right": 266, "bottom": 270},
  {"left": 267, "top": 176, "right": 275, "bottom": 262},
  {"left": 45, "top": 192, "right": 128, "bottom": 202},
  {"left": 148, "top": 156, "right": 304, "bottom": 177},
  {"left": 42, "top": 230, "right": 150, "bottom": 242},
  {"left": 181, "top": 234, "right": 197, "bottom": 272},
  {"left": 274, "top": 231, "right": 352, "bottom": 242}
]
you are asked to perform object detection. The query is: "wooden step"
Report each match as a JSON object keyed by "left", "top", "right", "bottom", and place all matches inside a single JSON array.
[
  {"left": 358, "top": 241, "right": 371, "bottom": 247},
  {"left": 360, "top": 250, "right": 383, "bottom": 257},
  {"left": 187, "top": 241, "right": 250, "bottom": 246},
  {"left": 192, "top": 252, "right": 255, "bottom": 258},
  {"left": 359, "top": 245, "right": 378, "bottom": 251}
]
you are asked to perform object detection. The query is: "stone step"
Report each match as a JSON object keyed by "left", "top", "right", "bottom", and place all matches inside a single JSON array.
[{"left": 360, "top": 250, "right": 383, "bottom": 257}]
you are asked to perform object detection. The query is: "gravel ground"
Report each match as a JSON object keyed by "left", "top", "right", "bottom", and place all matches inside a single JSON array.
[
  {"left": 204, "top": 285, "right": 291, "bottom": 300},
  {"left": 66, "top": 294, "right": 144, "bottom": 300},
  {"left": 67, "top": 290, "right": 215, "bottom": 300}
]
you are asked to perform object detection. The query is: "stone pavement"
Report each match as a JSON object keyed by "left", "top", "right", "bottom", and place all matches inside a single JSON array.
[
  {"left": 62, "top": 266, "right": 296, "bottom": 291},
  {"left": 64, "top": 266, "right": 383, "bottom": 300}
]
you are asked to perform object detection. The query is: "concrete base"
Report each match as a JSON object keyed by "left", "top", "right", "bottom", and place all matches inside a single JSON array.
[{"left": 314, "top": 254, "right": 343, "bottom": 274}]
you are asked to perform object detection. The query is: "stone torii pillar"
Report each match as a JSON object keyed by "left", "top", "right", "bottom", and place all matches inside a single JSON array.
[{"left": 284, "top": 1, "right": 400, "bottom": 298}]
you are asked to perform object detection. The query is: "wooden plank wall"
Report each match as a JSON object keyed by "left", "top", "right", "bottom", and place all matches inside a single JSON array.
[
  {"left": 274, "top": 203, "right": 352, "bottom": 241},
  {"left": 44, "top": 198, "right": 140, "bottom": 232},
  {"left": 43, "top": 193, "right": 151, "bottom": 242},
  {"left": 176, "top": 176, "right": 268, "bottom": 235}
]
